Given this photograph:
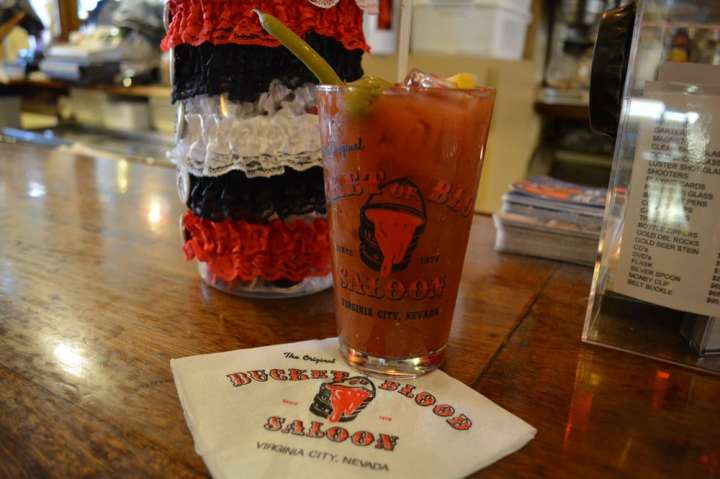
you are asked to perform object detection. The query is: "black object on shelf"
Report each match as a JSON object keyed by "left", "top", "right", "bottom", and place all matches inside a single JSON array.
[{"left": 589, "top": 2, "right": 637, "bottom": 138}]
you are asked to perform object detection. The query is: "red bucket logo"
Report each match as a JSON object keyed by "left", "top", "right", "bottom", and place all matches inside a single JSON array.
[
  {"left": 359, "top": 178, "right": 427, "bottom": 278},
  {"left": 310, "top": 376, "right": 376, "bottom": 423}
]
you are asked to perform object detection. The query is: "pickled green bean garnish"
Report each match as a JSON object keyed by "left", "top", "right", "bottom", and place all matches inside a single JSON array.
[{"left": 254, "top": 10, "right": 343, "bottom": 86}]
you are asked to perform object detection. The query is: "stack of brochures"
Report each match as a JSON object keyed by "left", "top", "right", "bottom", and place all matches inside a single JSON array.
[{"left": 493, "top": 177, "right": 607, "bottom": 266}]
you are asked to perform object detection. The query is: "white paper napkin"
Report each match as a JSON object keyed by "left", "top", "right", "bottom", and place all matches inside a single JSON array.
[{"left": 171, "top": 338, "right": 536, "bottom": 479}]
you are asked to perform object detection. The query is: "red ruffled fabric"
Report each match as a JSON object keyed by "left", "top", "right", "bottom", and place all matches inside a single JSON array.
[
  {"left": 162, "top": 0, "right": 368, "bottom": 52},
  {"left": 182, "top": 211, "right": 332, "bottom": 284}
]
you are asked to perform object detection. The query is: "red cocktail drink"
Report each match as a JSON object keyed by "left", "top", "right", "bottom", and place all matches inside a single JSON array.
[{"left": 317, "top": 84, "right": 495, "bottom": 377}]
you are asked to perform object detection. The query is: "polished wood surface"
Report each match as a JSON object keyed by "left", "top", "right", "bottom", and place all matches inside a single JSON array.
[
  {"left": 478, "top": 266, "right": 720, "bottom": 478},
  {"left": 0, "top": 144, "right": 718, "bottom": 478}
]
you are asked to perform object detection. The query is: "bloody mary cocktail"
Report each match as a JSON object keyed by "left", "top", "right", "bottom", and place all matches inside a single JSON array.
[{"left": 317, "top": 84, "right": 495, "bottom": 377}]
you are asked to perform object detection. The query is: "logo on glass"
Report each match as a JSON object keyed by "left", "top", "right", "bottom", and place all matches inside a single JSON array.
[
  {"left": 310, "top": 376, "right": 376, "bottom": 423},
  {"left": 359, "top": 178, "right": 427, "bottom": 277}
]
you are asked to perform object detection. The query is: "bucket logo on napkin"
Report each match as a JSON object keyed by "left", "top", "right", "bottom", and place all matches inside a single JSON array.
[
  {"left": 227, "top": 366, "right": 475, "bottom": 455},
  {"left": 174, "top": 340, "right": 536, "bottom": 477},
  {"left": 310, "top": 376, "right": 376, "bottom": 423}
]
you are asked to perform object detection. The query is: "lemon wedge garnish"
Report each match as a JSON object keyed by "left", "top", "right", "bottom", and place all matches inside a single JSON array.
[{"left": 446, "top": 73, "right": 477, "bottom": 89}]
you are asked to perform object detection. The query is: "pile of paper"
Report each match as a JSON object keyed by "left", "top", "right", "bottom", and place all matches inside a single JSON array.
[{"left": 493, "top": 176, "right": 606, "bottom": 266}]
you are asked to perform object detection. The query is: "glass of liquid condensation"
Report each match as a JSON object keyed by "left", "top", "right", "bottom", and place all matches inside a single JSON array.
[{"left": 316, "top": 84, "right": 496, "bottom": 377}]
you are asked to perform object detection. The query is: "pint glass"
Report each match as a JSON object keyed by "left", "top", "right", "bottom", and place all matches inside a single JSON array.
[{"left": 317, "top": 84, "right": 495, "bottom": 376}]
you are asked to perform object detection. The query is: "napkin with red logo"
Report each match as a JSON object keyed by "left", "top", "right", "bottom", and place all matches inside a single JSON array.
[{"left": 171, "top": 338, "right": 536, "bottom": 479}]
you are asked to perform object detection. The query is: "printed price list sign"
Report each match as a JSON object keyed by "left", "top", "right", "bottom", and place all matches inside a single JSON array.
[{"left": 611, "top": 84, "right": 720, "bottom": 316}]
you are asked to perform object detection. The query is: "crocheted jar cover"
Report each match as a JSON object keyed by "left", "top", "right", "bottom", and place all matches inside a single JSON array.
[
  {"left": 162, "top": 0, "right": 368, "bottom": 51},
  {"left": 186, "top": 167, "right": 326, "bottom": 222},
  {"left": 170, "top": 83, "right": 323, "bottom": 178},
  {"left": 172, "top": 33, "right": 363, "bottom": 103},
  {"left": 182, "top": 210, "right": 332, "bottom": 284}
]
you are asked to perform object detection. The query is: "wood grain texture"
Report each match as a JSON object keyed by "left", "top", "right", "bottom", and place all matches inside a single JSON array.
[
  {"left": 475, "top": 265, "right": 720, "bottom": 478},
  {"left": 5, "top": 144, "right": 717, "bottom": 477},
  {"left": 0, "top": 144, "right": 556, "bottom": 476},
  {"left": 0, "top": 364, "right": 202, "bottom": 478}
]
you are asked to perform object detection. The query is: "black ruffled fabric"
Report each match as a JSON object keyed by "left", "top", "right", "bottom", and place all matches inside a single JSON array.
[
  {"left": 188, "top": 167, "right": 327, "bottom": 222},
  {"left": 173, "top": 32, "right": 363, "bottom": 103}
]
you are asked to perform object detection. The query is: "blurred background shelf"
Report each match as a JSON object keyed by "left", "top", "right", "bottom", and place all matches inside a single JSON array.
[
  {"left": 535, "top": 101, "right": 589, "bottom": 120},
  {"left": 0, "top": 75, "right": 174, "bottom": 166},
  {"left": 4, "top": 77, "right": 171, "bottom": 98}
]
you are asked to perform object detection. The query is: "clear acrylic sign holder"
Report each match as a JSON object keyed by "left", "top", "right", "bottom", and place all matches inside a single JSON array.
[{"left": 584, "top": 0, "right": 720, "bottom": 374}]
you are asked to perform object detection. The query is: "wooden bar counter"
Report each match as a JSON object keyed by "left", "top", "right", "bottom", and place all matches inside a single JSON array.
[{"left": 0, "top": 144, "right": 718, "bottom": 478}]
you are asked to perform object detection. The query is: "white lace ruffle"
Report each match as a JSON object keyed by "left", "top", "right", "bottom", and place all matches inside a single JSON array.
[{"left": 168, "top": 81, "right": 323, "bottom": 178}]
